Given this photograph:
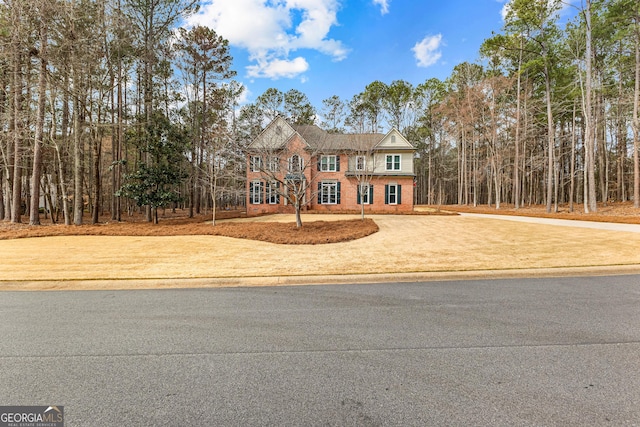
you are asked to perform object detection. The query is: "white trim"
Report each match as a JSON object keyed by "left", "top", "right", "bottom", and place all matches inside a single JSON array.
[
  {"left": 385, "top": 154, "right": 401, "bottom": 171},
  {"left": 250, "top": 180, "right": 262, "bottom": 204},
  {"left": 267, "top": 181, "right": 279, "bottom": 204},
  {"left": 267, "top": 156, "right": 279, "bottom": 172},
  {"left": 251, "top": 156, "right": 263, "bottom": 172},
  {"left": 320, "top": 182, "right": 338, "bottom": 204},
  {"left": 388, "top": 184, "right": 398, "bottom": 205},
  {"left": 320, "top": 155, "right": 337, "bottom": 172},
  {"left": 360, "top": 184, "right": 371, "bottom": 205},
  {"left": 289, "top": 155, "right": 303, "bottom": 173}
]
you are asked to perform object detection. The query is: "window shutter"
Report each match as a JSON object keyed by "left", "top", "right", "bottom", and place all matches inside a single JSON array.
[
  {"left": 385, "top": 184, "right": 389, "bottom": 204},
  {"left": 337, "top": 182, "right": 341, "bottom": 204},
  {"left": 336, "top": 155, "right": 340, "bottom": 172},
  {"left": 369, "top": 185, "right": 374, "bottom": 204},
  {"left": 317, "top": 157, "right": 321, "bottom": 171},
  {"left": 317, "top": 182, "right": 322, "bottom": 204},
  {"left": 276, "top": 182, "right": 280, "bottom": 204},
  {"left": 357, "top": 185, "right": 361, "bottom": 205},
  {"left": 397, "top": 185, "right": 402, "bottom": 204}
]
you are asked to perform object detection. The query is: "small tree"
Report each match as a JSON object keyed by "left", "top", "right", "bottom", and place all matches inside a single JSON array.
[
  {"left": 117, "top": 112, "right": 188, "bottom": 223},
  {"left": 348, "top": 135, "right": 377, "bottom": 220}
]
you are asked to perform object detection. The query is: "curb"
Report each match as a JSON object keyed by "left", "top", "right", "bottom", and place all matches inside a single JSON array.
[{"left": 2, "top": 265, "right": 640, "bottom": 291}]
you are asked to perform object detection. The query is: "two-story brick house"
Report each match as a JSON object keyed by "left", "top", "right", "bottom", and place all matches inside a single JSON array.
[{"left": 246, "top": 116, "right": 415, "bottom": 216}]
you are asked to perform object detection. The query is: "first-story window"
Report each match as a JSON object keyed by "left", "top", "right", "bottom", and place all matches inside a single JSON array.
[
  {"left": 357, "top": 184, "right": 373, "bottom": 205},
  {"left": 385, "top": 184, "right": 401, "bottom": 205},
  {"left": 267, "top": 181, "right": 280, "bottom": 204},
  {"left": 250, "top": 180, "right": 263, "bottom": 204},
  {"left": 318, "top": 181, "right": 340, "bottom": 205}
]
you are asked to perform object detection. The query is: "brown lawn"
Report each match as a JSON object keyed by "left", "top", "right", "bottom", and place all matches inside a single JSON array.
[
  {"left": 436, "top": 201, "right": 640, "bottom": 224},
  {"left": 1, "top": 203, "right": 639, "bottom": 289},
  {"left": 0, "top": 208, "right": 455, "bottom": 244},
  {"left": 1, "top": 202, "right": 638, "bottom": 244}
]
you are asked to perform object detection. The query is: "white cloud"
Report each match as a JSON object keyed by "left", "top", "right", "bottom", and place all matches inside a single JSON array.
[
  {"left": 188, "top": 0, "right": 348, "bottom": 79},
  {"left": 500, "top": 1, "right": 511, "bottom": 21},
  {"left": 372, "top": 0, "right": 390, "bottom": 15},
  {"left": 247, "top": 56, "right": 310, "bottom": 79},
  {"left": 412, "top": 34, "right": 443, "bottom": 68}
]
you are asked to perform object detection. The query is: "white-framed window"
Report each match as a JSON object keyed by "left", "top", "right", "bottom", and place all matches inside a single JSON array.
[
  {"left": 267, "top": 181, "right": 280, "bottom": 204},
  {"left": 251, "top": 156, "right": 263, "bottom": 172},
  {"left": 358, "top": 184, "right": 373, "bottom": 205},
  {"left": 386, "top": 154, "right": 401, "bottom": 171},
  {"left": 385, "top": 184, "right": 401, "bottom": 205},
  {"left": 267, "top": 156, "right": 280, "bottom": 172},
  {"left": 318, "top": 181, "right": 340, "bottom": 205},
  {"left": 250, "top": 180, "right": 263, "bottom": 204},
  {"left": 320, "top": 155, "right": 337, "bottom": 172},
  {"left": 355, "top": 156, "right": 366, "bottom": 171},
  {"left": 289, "top": 155, "right": 303, "bottom": 173}
]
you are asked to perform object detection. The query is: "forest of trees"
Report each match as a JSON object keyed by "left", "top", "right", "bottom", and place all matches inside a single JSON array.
[{"left": 1, "top": 0, "right": 639, "bottom": 226}]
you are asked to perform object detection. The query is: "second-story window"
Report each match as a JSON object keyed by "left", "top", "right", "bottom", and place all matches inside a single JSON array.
[
  {"left": 289, "top": 155, "right": 303, "bottom": 173},
  {"left": 267, "top": 156, "right": 280, "bottom": 172},
  {"left": 320, "top": 155, "right": 337, "bottom": 172},
  {"left": 251, "top": 156, "right": 263, "bottom": 172},
  {"left": 386, "top": 154, "right": 401, "bottom": 171},
  {"left": 355, "top": 156, "right": 366, "bottom": 171}
]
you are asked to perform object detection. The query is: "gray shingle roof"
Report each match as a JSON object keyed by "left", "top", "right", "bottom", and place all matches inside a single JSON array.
[{"left": 292, "top": 124, "right": 385, "bottom": 151}]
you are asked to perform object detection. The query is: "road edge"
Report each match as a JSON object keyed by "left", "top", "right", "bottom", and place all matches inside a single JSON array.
[{"left": 2, "top": 264, "right": 640, "bottom": 291}]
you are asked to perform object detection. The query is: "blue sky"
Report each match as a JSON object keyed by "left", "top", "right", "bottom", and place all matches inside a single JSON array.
[{"left": 186, "top": 0, "right": 568, "bottom": 109}]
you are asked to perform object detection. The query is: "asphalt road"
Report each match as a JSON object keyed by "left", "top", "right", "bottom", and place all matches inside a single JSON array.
[{"left": 1, "top": 276, "right": 639, "bottom": 426}]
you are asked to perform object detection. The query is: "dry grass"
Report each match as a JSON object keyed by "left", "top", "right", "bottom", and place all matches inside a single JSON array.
[
  {"left": 435, "top": 201, "right": 640, "bottom": 224},
  {"left": 1, "top": 207, "right": 640, "bottom": 287}
]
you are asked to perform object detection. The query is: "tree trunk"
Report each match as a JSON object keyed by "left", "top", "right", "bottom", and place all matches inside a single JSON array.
[
  {"left": 30, "top": 19, "right": 48, "bottom": 226},
  {"left": 570, "top": 102, "right": 576, "bottom": 212},
  {"left": 513, "top": 42, "right": 523, "bottom": 209},
  {"left": 210, "top": 159, "right": 217, "bottom": 226},
  {"left": 634, "top": 32, "right": 640, "bottom": 208},
  {"left": 295, "top": 203, "right": 302, "bottom": 228},
  {"left": 11, "top": 47, "right": 22, "bottom": 223},
  {"left": 584, "top": 0, "right": 598, "bottom": 213},
  {"left": 73, "top": 92, "right": 83, "bottom": 225},
  {"left": 544, "top": 62, "right": 554, "bottom": 214},
  {"left": 91, "top": 132, "right": 101, "bottom": 224}
]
